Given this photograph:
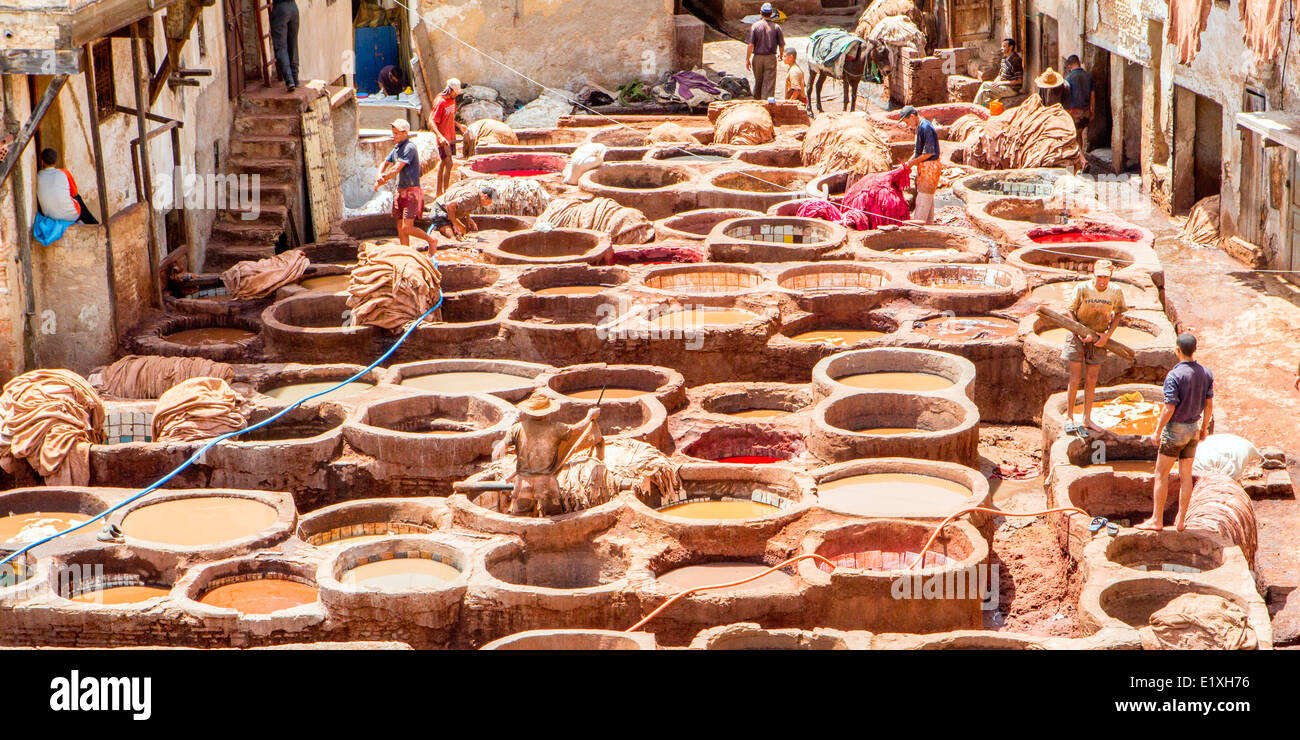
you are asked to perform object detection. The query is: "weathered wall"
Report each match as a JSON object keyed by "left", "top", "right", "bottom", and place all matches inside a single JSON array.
[
  {"left": 416, "top": 0, "right": 677, "bottom": 104},
  {"left": 0, "top": 76, "right": 36, "bottom": 383},
  {"left": 298, "top": 0, "right": 353, "bottom": 85}
]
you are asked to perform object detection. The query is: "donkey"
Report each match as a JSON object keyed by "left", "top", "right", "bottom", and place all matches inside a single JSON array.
[{"left": 809, "top": 32, "right": 887, "bottom": 113}]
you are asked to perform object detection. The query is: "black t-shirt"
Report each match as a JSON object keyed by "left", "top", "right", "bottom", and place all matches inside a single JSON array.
[
  {"left": 386, "top": 139, "right": 421, "bottom": 189},
  {"left": 1066, "top": 67, "right": 1094, "bottom": 109}
]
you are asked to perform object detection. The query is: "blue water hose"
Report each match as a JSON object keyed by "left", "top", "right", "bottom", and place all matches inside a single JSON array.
[{"left": 0, "top": 288, "right": 445, "bottom": 575}]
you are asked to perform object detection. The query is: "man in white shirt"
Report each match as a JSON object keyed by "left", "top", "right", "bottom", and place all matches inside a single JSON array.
[{"left": 35, "top": 148, "right": 97, "bottom": 224}]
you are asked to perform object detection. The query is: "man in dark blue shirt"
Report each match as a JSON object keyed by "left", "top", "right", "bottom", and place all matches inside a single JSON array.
[
  {"left": 900, "top": 106, "right": 940, "bottom": 223},
  {"left": 1139, "top": 333, "right": 1215, "bottom": 531},
  {"left": 1064, "top": 55, "right": 1094, "bottom": 151},
  {"left": 374, "top": 118, "right": 437, "bottom": 250}
]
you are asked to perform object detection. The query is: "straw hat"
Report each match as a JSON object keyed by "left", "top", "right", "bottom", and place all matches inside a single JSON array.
[
  {"left": 518, "top": 392, "right": 561, "bottom": 418},
  {"left": 1035, "top": 68, "right": 1065, "bottom": 88}
]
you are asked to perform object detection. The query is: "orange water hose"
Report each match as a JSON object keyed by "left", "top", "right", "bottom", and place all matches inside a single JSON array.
[
  {"left": 625, "top": 554, "right": 837, "bottom": 632},
  {"left": 905, "top": 506, "right": 1089, "bottom": 570}
]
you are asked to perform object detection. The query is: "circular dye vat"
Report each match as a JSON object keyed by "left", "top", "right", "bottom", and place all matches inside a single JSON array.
[
  {"left": 70, "top": 585, "right": 169, "bottom": 605},
  {"left": 0, "top": 512, "right": 91, "bottom": 544},
  {"left": 659, "top": 499, "right": 779, "bottom": 519},
  {"left": 914, "top": 316, "right": 1019, "bottom": 342},
  {"left": 163, "top": 327, "right": 257, "bottom": 347},
  {"left": 199, "top": 578, "right": 318, "bottom": 614},
  {"left": 566, "top": 387, "right": 649, "bottom": 400},
  {"left": 834, "top": 371, "right": 955, "bottom": 392},
  {"left": 298, "top": 274, "right": 351, "bottom": 292},
  {"left": 820, "top": 547, "right": 954, "bottom": 572},
  {"left": 1031, "top": 230, "right": 1141, "bottom": 243},
  {"left": 659, "top": 154, "right": 734, "bottom": 163},
  {"left": 855, "top": 427, "right": 920, "bottom": 436},
  {"left": 726, "top": 408, "right": 789, "bottom": 419},
  {"left": 1105, "top": 459, "right": 1155, "bottom": 473},
  {"left": 656, "top": 562, "right": 795, "bottom": 590},
  {"left": 818, "top": 473, "right": 971, "bottom": 517},
  {"left": 341, "top": 558, "right": 460, "bottom": 589},
  {"left": 400, "top": 371, "right": 530, "bottom": 394},
  {"left": 648, "top": 308, "right": 759, "bottom": 329},
  {"left": 533, "top": 285, "right": 615, "bottom": 296},
  {"left": 715, "top": 456, "right": 783, "bottom": 464},
  {"left": 1038, "top": 326, "right": 1157, "bottom": 348},
  {"left": 789, "top": 329, "right": 887, "bottom": 346},
  {"left": 1030, "top": 279, "right": 1146, "bottom": 305},
  {"left": 121, "top": 497, "right": 277, "bottom": 547},
  {"left": 885, "top": 247, "right": 961, "bottom": 257},
  {"left": 262, "top": 380, "right": 374, "bottom": 403},
  {"left": 1070, "top": 395, "right": 1162, "bottom": 436}
]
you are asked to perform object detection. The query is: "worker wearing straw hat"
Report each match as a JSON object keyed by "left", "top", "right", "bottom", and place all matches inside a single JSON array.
[
  {"left": 1035, "top": 67, "right": 1067, "bottom": 107},
  {"left": 492, "top": 392, "right": 600, "bottom": 516}
]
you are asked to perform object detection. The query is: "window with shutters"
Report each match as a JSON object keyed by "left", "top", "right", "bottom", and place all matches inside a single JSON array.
[
  {"left": 91, "top": 38, "right": 116, "bottom": 120},
  {"left": 950, "top": 0, "right": 994, "bottom": 43}
]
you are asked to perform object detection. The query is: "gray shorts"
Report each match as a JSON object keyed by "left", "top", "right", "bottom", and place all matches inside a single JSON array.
[
  {"left": 1159, "top": 421, "right": 1200, "bottom": 459},
  {"left": 1061, "top": 331, "right": 1106, "bottom": 366}
]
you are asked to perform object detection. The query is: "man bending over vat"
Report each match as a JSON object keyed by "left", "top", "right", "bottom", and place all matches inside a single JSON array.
[
  {"left": 492, "top": 392, "right": 600, "bottom": 516},
  {"left": 1063, "top": 259, "right": 1127, "bottom": 432},
  {"left": 429, "top": 183, "right": 496, "bottom": 243},
  {"left": 1139, "top": 333, "right": 1214, "bottom": 531}
]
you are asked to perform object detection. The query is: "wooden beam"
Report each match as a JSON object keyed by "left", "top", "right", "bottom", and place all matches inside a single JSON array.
[
  {"left": 0, "top": 75, "right": 68, "bottom": 190},
  {"left": 69, "top": 0, "right": 181, "bottom": 48},
  {"left": 0, "top": 49, "right": 82, "bottom": 75},
  {"left": 129, "top": 22, "right": 163, "bottom": 307},
  {"left": 83, "top": 43, "right": 119, "bottom": 351}
]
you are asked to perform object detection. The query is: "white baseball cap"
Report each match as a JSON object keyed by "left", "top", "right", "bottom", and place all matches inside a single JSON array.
[
  {"left": 391, "top": 118, "right": 411, "bottom": 132},
  {"left": 446, "top": 78, "right": 462, "bottom": 93}
]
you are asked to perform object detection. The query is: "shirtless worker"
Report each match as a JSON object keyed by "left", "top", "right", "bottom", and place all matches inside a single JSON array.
[
  {"left": 1064, "top": 259, "right": 1127, "bottom": 432},
  {"left": 492, "top": 392, "right": 601, "bottom": 516}
]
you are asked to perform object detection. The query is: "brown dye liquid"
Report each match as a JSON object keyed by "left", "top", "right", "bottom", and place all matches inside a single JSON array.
[
  {"left": 659, "top": 500, "right": 779, "bottom": 519},
  {"left": 818, "top": 473, "right": 971, "bottom": 517},
  {"left": 789, "top": 329, "right": 886, "bottom": 345},
  {"left": 121, "top": 497, "right": 277, "bottom": 546},
  {"left": 836, "top": 371, "right": 954, "bottom": 391},
  {"left": 534, "top": 285, "right": 613, "bottom": 296},
  {"left": 298, "top": 274, "right": 352, "bottom": 292},
  {"left": 567, "top": 387, "right": 648, "bottom": 400},
  {"left": 727, "top": 408, "right": 788, "bottom": 419},
  {"left": 263, "top": 381, "right": 373, "bottom": 402},
  {"left": 916, "top": 316, "right": 1019, "bottom": 341},
  {"left": 1104, "top": 459, "right": 1156, "bottom": 473},
  {"left": 401, "top": 371, "right": 527, "bottom": 393},
  {"left": 70, "top": 585, "right": 169, "bottom": 604},
  {"left": 886, "top": 247, "right": 959, "bottom": 256},
  {"left": 656, "top": 562, "right": 795, "bottom": 591},
  {"left": 648, "top": 308, "right": 759, "bottom": 328},
  {"left": 199, "top": 579, "right": 318, "bottom": 614},
  {"left": 163, "top": 327, "right": 257, "bottom": 347},
  {"left": 922, "top": 280, "right": 990, "bottom": 291},
  {"left": 855, "top": 427, "right": 921, "bottom": 436},
  {"left": 341, "top": 559, "right": 460, "bottom": 589},
  {"left": 1031, "top": 280, "right": 1145, "bottom": 305},
  {"left": 1038, "top": 326, "right": 1157, "bottom": 347},
  {"left": 0, "top": 512, "right": 90, "bottom": 543}
]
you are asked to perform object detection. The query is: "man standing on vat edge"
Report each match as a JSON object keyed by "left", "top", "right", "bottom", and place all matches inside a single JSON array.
[
  {"left": 374, "top": 118, "right": 438, "bottom": 251},
  {"left": 1063, "top": 259, "right": 1127, "bottom": 433},
  {"left": 898, "top": 106, "right": 940, "bottom": 224},
  {"left": 1138, "top": 333, "right": 1214, "bottom": 531}
]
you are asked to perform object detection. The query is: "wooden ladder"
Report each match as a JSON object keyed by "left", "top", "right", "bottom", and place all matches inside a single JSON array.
[{"left": 253, "top": 0, "right": 277, "bottom": 85}]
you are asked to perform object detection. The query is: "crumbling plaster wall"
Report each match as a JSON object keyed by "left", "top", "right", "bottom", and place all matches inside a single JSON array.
[{"left": 416, "top": 0, "right": 676, "bottom": 104}]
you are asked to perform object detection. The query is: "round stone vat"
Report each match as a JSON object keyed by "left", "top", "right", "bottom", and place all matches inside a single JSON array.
[
  {"left": 1029, "top": 276, "right": 1150, "bottom": 308},
  {"left": 261, "top": 292, "right": 380, "bottom": 364},
  {"left": 777, "top": 312, "right": 898, "bottom": 349},
  {"left": 501, "top": 294, "right": 613, "bottom": 357},
  {"left": 1009, "top": 244, "right": 1138, "bottom": 275},
  {"left": 50, "top": 547, "right": 178, "bottom": 607},
  {"left": 953, "top": 168, "right": 1063, "bottom": 203},
  {"left": 909, "top": 314, "right": 1020, "bottom": 344},
  {"left": 580, "top": 163, "right": 693, "bottom": 219},
  {"left": 682, "top": 425, "right": 805, "bottom": 465},
  {"left": 777, "top": 262, "right": 890, "bottom": 293},
  {"left": 1104, "top": 530, "right": 1225, "bottom": 574},
  {"left": 114, "top": 489, "right": 296, "bottom": 559},
  {"left": 243, "top": 363, "right": 385, "bottom": 407},
  {"left": 612, "top": 241, "right": 705, "bottom": 265},
  {"left": 405, "top": 291, "right": 507, "bottom": 348},
  {"left": 643, "top": 462, "right": 810, "bottom": 520},
  {"left": 464, "top": 152, "right": 566, "bottom": 178},
  {"left": 859, "top": 226, "right": 990, "bottom": 262},
  {"left": 482, "top": 629, "right": 657, "bottom": 650},
  {"left": 0, "top": 487, "right": 112, "bottom": 548},
  {"left": 654, "top": 208, "right": 760, "bottom": 241},
  {"left": 344, "top": 392, "right": 514, "bottom": 475},
  {"left": 541, "top": 363, "right": 686, "bottom": 413},
  {"left": 904, "top": 264, "right": 1025, "bottom": 312},
  {"left": 734, "top": 147, "right": 805, "bottom": 168},
  {"left": 516, "top": 264, "right": 629, "bottom": 296},
  {"left": 180, "top": 557, "right": 322, "bottom": 618},
  {"left": 1040, "top": 384, "right": 1166, "bottom": 444},
  {"left": 483, "top": 538, "right": 631, "bottom": 590},
  {"left": 707, "top": 216, "right": 848, "bottom": 262},
  {"left": 704, "top": 168, "right": 814, "bottom": 212},
  {"left": 126, "top": 313, "right": 261, "bottom": 362},
  {"left": 474, "top": 127, "right": 588, "bottom": 154},
  {"left": 797, "top": 518, "right": 988, "bottom": 632},
  {"left": 811, "top": 347, "right": 976, "bottom": 401},
  {"left": 1030, "top": 314, "right": 1161, "bottom": 352},
  {"left": 1026, "top": 222, "right": 1145, "bottom": 244},
  {"left": 588, "top": 127, "right": 652, "bottom": 159},
  {"left": 383, "top": 358, "right": 550, "bottom": 402},
  {"left": 641, "top": 263, "right": 768, "bottom": 296},
  {"left": 471, "top": 214, "right": 533, "bottom": 233},
  {"left": 688, "top": 624, "right": 851, "bottom": 650},
  {"left": 812, "top": 458, "right": 990, "bottom": 522},
  {"left": 439, "top": 263, "right": 502, "bottom": 295},
  {"left": 693, "top": 382, "right": 812, "bottom": 421},
  {"left": 546, "top": 396, "right": 670, "bottom": 451},
  {"left": 204, "top": 403, "right": 347, "bottom": 500},
  {"left": 810, "top": 393, "right": 980, "bottom": 466},
  {"left": 482, "top": 228, "right": 613, "bottom": 266},
  {"left": 647, "top": 145, "right": 735, "bottom": 164},
  {"left": 973, "top": 197, "right": 1071, "bottom": 233},
  {"left": 298, "top": 498, "right": 443, "bottom": 547},
  {"left": 1087, "top": 577, "right": 1247, "bottom": 630}
]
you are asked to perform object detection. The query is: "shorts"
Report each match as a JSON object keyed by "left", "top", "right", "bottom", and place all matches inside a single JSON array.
[
  {"left": 1159, "top": 421, "right": 1200, "bottom": 459},
  {"left": 1061, "top": 331, "right": 1106, "bottom": 366},
  {"left": 437, "top": 140, "right": 453, "bottom": 160},
  {"left": 428, "top": 203, "right": 450, "bottom": 229},
  {"left": 915, "top": 159, "right": 942, "bottom": 195},
  {"left": 1067, "top": 107, "right": 1090, "bottom": 129},
  {"left": 392, "top": 186, "right": 424, "bottom": 220}
]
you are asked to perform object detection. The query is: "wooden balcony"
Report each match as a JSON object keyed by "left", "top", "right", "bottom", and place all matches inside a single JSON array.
[{"left": 0, "top": 0, "right": 181, "bottom": 73}]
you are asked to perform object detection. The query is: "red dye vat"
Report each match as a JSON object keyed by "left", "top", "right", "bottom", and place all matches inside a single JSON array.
[
  {"left": 715, "top": 456, "right": 783, "bottom": 464},
  {"left": 494, "top": 169, "right": 553, "bottom": 177},
  {"left": 1030, "top": 231, "right": 1140, "bottom": 243}
]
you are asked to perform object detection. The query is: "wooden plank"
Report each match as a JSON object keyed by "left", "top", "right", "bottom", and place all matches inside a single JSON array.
[
  {"left": 300, "top": 95, "right": 343, "bottom": 241},
  {"left": 0, "top": 49, "right": 82, "bottom": 75},
  {"left": 69, "top": 0, "right": 181, "bottom": 48},
  {"left": 1035, "top": 305, "right": 1136, "bottom": 361}
]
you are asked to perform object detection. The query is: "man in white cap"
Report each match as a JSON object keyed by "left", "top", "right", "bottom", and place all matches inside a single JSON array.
[
  {"left": 746, "top": 4, "right": 785, "bottom": 100},
  {"left": 373, "top": 118, "right": 437, "bottom": 251},
  {"left": 492, "top": 392, "right": 601, "bottom": 516},
  {"left": 428, "top": 78, "right": 468, "bottom": 197},
  {"left": 1063, "top": 259, "right": 1128, "bottom": 432}
]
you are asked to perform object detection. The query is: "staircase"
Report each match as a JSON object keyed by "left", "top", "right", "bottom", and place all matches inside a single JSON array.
[{"left": 202, "top": 83, "right": 313, "bottom": 272}]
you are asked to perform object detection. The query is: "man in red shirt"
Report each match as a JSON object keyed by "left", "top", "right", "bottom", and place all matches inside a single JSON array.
[{"left": 428, "top": 78, "right": 467, "bottom": 196}]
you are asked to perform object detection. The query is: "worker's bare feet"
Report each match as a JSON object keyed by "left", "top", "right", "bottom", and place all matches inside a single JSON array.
[
  {"left": 1084, "top": 418, "right": 1104, "bottom": 432},
  {"left": 1174, "top": 515, "right": 1187, "bottom": 531},
  {"left": 1134, "top": 518, "right": 1163, "bottom": 531}
]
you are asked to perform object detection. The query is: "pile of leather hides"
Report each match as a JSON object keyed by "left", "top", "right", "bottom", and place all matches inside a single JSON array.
[
  {"left": 537, "top": 197, "right": 653, "bottom": 244},
  {"left": 839, "top": 165, "right": 911, "bottom": 230},
  {"left": 444, "top": 176, "right": 550, "bottom": 216},
  {"left": 0, "top": 369, "right": 104, "bottom": 486},
  {"left": 713, "top": 103, "right": 775, "bottom": 146},
  {"left": 1139, "top": 593, "right": 1258, "bottom": 650},
  {"left": 220, "top": 250, "right": 309, "bottom": 300},
  {"left": 564, "top": 142, "right": 607, "bottom": 185},
  {"left": 795, "top": 199, "right": 873, "bottom": 230},
  {"left": 855, "top": 0, "right": 925, "bottom": 39},
  {"left": 651, "top": 71, "right": 728, "bottom": 110},
  {"left": 602, "top": 438, "right": 681, "bottom": 505},
  {"left": 1185, "top": 472, "right": 1259, "bottom": 565},
  {"left": 949, "top": 96, "right": 1081, "bottom": 170},
  {"left": 801, "top": 112, "right": 891, "bottom": 179},
  {"left": 152, "top": 376, "right": 249, "bottom": 443},
  {"left": 462, "top": 119, "right": 517, "bottom": 158},
  {"left": 1180, "top": 195, "right": 1221, "bottom": 246},
  {"left": 1167, "top": 0, "right": 1213, "bottom": 64},
  {"left": 866, "top": 14, "right": 926, "bottom": 53},
  {"left": 345, "top": 241, "right": 443, "bottom": 331},
  {"left": 647, "top": 122, "right": 697, "bottom": 144},
  {"left": 98, "top": 355, "right": 236, "bottom": 400}
]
